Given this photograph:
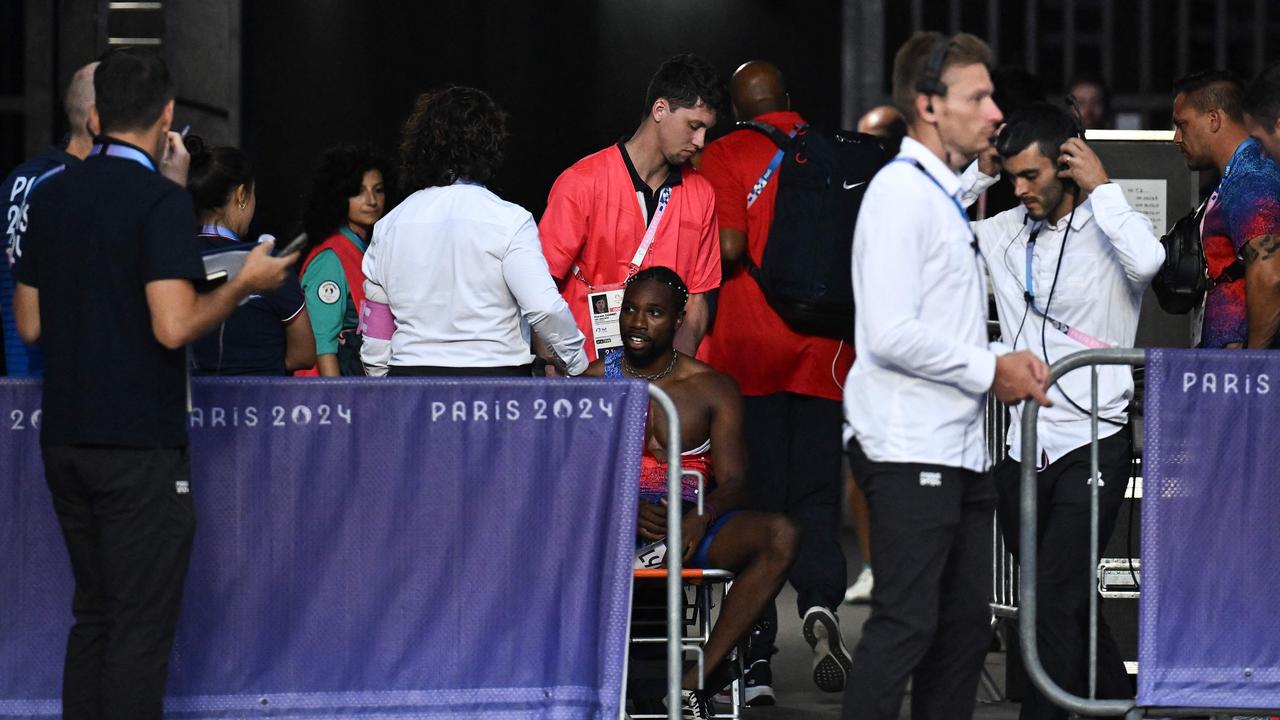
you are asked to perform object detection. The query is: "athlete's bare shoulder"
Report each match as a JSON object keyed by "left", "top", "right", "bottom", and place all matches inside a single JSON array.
[{"left": 671, "top": 353, "right": 741, "bottom": 401}]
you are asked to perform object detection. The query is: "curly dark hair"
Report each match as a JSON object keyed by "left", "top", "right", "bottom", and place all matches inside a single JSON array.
[
  {"left": 298, "top": 142, "right": 391, "bottom": 253},
  {"left": 399, "top": 86, "right": 507, "bottom": 190}
]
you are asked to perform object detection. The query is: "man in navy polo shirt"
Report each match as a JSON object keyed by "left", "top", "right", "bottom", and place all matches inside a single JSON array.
[
  {"left": 0, "top": 61, "right": 97, "bottom": 376},
  {"left": 13, "top": 48, "right": 298, "bottom": 720}
]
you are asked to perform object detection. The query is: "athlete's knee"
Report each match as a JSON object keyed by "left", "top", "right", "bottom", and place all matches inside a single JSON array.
[{"left": 763, "top": 514, "right": 798, "bottom": 568}]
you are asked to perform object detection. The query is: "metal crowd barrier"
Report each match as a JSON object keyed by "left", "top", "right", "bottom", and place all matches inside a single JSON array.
[
  {"left": 644, "top": 383, "right": 686, "bottom": 720},
  {"left": 1018, "top": 348, "right": 1143, "bottom": 717},
  {"left": 982, "top": 391, "right": 1017, "bottom": 703},
  {"left": 986, "top": 391, "right": 1019, "bottom": 622},
  {"left": 1018, "top": 348, "right": 1279, "bottom": 719},
  {"left": 635, "top": 385, "right": 742, "bottom": 720}
]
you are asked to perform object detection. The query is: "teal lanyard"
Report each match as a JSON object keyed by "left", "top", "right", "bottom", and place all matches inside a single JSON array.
[{"left": 90, "top": 143, "right": 156, "bottom": 171}]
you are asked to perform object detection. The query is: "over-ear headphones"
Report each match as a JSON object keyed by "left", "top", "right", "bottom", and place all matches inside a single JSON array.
[
  {"left": 1060, "top": 94, "right": 1087, "bottom": 193},
  {"left": 916, "top": 34, "right": 955, "bottom": 114},
  {"left": 1063, "top": 94, "right": 1087, "bottom": 139}
]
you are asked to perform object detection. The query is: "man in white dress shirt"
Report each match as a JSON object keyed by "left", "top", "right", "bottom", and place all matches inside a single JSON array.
[
  {"left": 841, "top": 32, "right": 1051, "bottom": 720},
  {"left": 961, "top": 102, "right": 1163, "bottom": 720}
]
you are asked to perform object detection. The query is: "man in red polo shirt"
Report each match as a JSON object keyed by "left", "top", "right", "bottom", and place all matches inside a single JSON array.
[
  {"left": 696, "top": 60, "right": 856, "bottom": 704},
  {"left": 540, "top": 53, "right": 722, "bottom": 361}
]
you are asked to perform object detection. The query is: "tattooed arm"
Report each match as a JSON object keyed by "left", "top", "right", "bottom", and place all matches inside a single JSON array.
[{"left": 1241, "top": 233, "right": 1280, "bottom": 348}]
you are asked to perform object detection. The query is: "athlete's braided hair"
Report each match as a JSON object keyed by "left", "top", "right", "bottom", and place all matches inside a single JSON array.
[{"left": 627, "top": 266, "right": 689, "bottom": 313}]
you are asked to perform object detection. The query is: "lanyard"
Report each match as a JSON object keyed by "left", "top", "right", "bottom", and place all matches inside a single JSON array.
[
  {"left": 199, "top": 224, "right": 242, "bottom": 242},
  {"left": 1023, "top": 224, "right": 1112, "bottom": 349},
  {"left": 892, "top": 158, "right": 975, "bottom": 239},
  {"left": 89, "top": 143, "right": 156, "bottom": 172},
  {"left": 573, "top": 185, "right": 672, "bottom": 290},
  {"left": 1024, "top": 225, "right": 1042, "bottom": 299},
  {"left": 746, "top": 124, "right": 802, "bottom": 208}
]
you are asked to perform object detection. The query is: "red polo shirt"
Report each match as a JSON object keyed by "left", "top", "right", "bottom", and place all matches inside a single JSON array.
[
  {"left": 539, "top": 143, "right": 721, "bottom": 360},
  {"left": 695, "top": 111, "right": 853, "bottom": 401}
]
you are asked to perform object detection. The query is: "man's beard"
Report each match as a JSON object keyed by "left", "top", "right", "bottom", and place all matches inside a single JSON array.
[{"left": 624, "top": 339, "right": 670, "bottom": 368}]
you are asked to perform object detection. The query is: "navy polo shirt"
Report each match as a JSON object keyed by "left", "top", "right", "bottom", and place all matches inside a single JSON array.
[
  {"left": 192, "top": 228, "right": 305, "bottom": 376},
  {"left": 15, "top": 138, "right": 205, "bottom": 448},
  {"left": 0, "top": 143, "right": 79, "bottom": 376}
]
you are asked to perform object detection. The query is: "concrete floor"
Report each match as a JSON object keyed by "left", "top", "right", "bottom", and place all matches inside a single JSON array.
[
  {"left": 742, "top": 528, "right": 1023, "bottom": 720},
  {"left": 629, "top": 526, "right": 1029, "bottom": 719}
]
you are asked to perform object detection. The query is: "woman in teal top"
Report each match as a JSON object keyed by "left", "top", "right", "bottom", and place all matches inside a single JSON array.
[{"left": 296, "top": 143, "right": 389, "bottom": 376}]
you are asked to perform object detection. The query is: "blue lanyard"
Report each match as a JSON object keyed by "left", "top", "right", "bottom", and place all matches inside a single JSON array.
[
  {"left": 890, "top": 158, "right": 967, "bottom": 228},
  {"left": 1020, "top": 220, "right": 1110, "bottom": 348},
  {"left": 892, "top": 157, "right": 977, "bottom": 245},
  {"left": 747, "top": 124, "right": 802, "bottom": 208},
  {"left": 199, "top": 224, "right": 242, "bottom": 242},
  {"left": 89, "top": 143, "right": 156, "bottom": 172},
  {"left": 1024, "top": 225, "right": 1042, "bottom": 300}
]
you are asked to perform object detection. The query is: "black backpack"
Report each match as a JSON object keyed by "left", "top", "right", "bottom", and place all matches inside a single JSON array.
[
  {"left": 737, "top": 121, "right": 891, "bottom": 339},
  {"left": 1152, "top": 200, "right": 1243, "bottom": 314}
]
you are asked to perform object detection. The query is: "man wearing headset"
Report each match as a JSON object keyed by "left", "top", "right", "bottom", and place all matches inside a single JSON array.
[
  {"left": 960, "top": 103, "right": 1165, "bottom": 720},
  {"left": 842, "top": 32, "right": 1051, "bottom": 720}
]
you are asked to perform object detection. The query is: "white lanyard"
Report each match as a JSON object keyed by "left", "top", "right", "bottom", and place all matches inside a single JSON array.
[{"left": 573, "top": 185, "right": 672, "bottom": 290}]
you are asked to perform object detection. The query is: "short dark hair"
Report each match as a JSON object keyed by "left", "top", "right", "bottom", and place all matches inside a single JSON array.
[
  {"left": 94, "top": 48, "right": 174, "bottom": 134},
  {"left": 299, "top": 143, "right": 391, "bottom": 250},
  {"left": 400, "top": 86, "right": 507, "bottom": 190},
  {"left": 1174, "top": 70, "right": 1245, "bottom": 124},
  {"left": 644, "top": 53, "right": 724, "bottom": 115},
  {"left": 996, "top": 102, "right": 1079, "bottom": 161},
  {"left": 627, "top": 266, "right": 689, "bottom": 313},
  {"left": 893, "top": 32, "right": 994, "bottom": 126},
  {"left": 1243, "top": 63, "right": 1280, "bottom": 129}
]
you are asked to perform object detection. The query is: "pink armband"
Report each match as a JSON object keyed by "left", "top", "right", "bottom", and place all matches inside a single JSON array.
[{"left": 358, "top": 300, "right": 394, "bottom": 340}]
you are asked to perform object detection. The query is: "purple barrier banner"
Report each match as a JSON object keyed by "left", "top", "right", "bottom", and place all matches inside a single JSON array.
[
  {"left": 1141, "top": 350, "right": 1280, "bottom": 709},
  {"left": 0, "top": 378, "right": 646, "bottom": 719}
]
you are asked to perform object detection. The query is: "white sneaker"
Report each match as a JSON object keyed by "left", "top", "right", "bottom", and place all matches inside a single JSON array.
[
  {"left": 843, "top": 566, "right": 874, "bottom": 604},
  {"left": 801, "top": 606, "right": 853, "bottom": 693}
]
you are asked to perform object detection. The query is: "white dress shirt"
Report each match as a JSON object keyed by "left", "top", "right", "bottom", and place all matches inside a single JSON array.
[
  {"left": 844, "top": 137, "right": 999, "bottom": 473},
  {"left": 361, "top": 183, "right": 587, "bottom": 374},
  {"left": 963, "top": 166, "right": 1164, "bottom": 464}
]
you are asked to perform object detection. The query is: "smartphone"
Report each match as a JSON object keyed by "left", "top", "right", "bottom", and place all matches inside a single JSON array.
[{"left": 273, "top": 232, "right": 308, "bottom": 257}]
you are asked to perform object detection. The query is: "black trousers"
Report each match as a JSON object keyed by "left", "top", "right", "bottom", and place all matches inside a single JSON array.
[
  {"left": 841, "top": 440, "right": 996, "bottom": 720},
  {"left": 993, "top": 428, "right": 1135, "bottom": 720},
  {"left": 742, "top": 393, "right": 847, "bottom": 660},
  {"left": 43, "top": 445, "right": 196, "bottom": 720}
]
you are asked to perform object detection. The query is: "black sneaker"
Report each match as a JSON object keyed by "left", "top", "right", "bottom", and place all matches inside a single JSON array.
[
  {"left": 802, "top": 606, "right": 853, "bottom": 692},
  {"left": 743, "top": 658, "right": 776, "bottom": 706},
  {"left": 678, "top": 689, "right": 715, "bottom": 720}
]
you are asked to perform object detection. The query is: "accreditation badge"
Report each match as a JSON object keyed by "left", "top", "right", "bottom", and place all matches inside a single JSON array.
[{"left": 587, "top": 286, "right": 626, "bottom": 351}]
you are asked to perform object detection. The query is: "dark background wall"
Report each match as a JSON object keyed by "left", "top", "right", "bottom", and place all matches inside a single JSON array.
[
  {"left": 240, "top": 1, "right": 843, "bottom": 235},
  {"left": 7, "top": 0, "right": 1280, "bottom": 225}
]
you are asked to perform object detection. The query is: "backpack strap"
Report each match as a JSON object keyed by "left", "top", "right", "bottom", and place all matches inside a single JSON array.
[
  {"left": 735, "top": 120, "right": 797, "bottom": 149},
  {"left": 738, "top": 121, "right": 804, "bottom": 209},
  {"left": 1213, "top": 258, "right": 1245, "bottom": 288}
]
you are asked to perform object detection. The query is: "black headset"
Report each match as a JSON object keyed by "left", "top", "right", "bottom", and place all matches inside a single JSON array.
[{"left": 915, "top": 35, "right": 955, "bottom": 113}]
